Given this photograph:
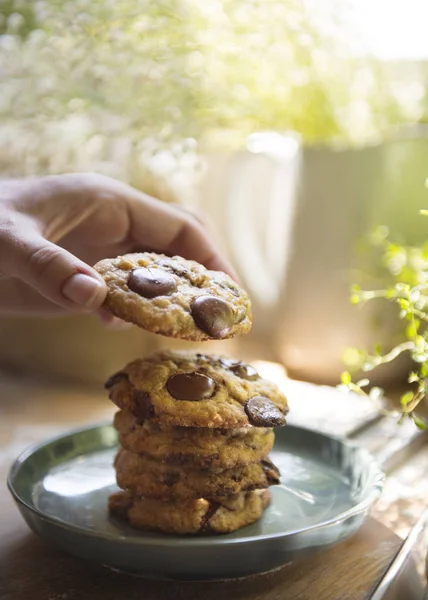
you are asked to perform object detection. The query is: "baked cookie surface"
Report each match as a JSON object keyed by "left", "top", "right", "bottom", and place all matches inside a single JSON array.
[
  {"left": 94, "top": 252, "right": 252, "bottom": 341},
  {"left": 114, "top": 448, "right": 280, "bottom": 500},
  {"left": 114, "top": 410, "right": 275, "bottom": 469},
  {"left": 106, "top": 350, "right": 288, "bottom": 429},
  {"left": 109, "top": 489, "right": 271, "bottom": 535}
]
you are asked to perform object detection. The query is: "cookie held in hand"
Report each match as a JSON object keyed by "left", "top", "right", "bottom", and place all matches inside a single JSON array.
[{"left": 94, "top": 252, "right": 252, "bottom": 341}]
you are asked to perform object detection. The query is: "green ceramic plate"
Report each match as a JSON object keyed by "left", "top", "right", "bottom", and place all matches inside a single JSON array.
[{"left": 8, "top": 423, "right": 384, "bottom": 581}]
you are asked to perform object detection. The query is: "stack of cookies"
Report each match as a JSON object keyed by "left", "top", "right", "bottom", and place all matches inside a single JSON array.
[{"left": 95, "top": 252, "right": 288, "bottom": 535}]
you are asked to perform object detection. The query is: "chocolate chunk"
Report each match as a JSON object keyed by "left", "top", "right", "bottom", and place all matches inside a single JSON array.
[
  {"left": 244, "top": 396, "right": 287, "bottom": 427},
  {"left": 104, "top": 371, "right": 129, "bottom": 389},
  {"left": 261, "top": 458, "right": 281, "bottom": 485},
  {"left": 128, "top": 268, "right": 177, "bottom": 298},
  {"left": 162, "top": 472, "right": 180, "bottom": 486},
  {"left": 200, "top": 500, "right": 220, "bottom": 532},
  {"left": 220, "top": 358, "right": 259, "bottom": 381},
  {"left": 166, "top": 372, "right": 215, "bottom": 401},
  {"left": 108, "top": 491, "right": 132, "bottom": 520},
  {"left": 191, "top": 296, "right": 235, "bottom": 338},
  {"left": 134, "top": 390, "right": 154, "bottom": 424},
  {"left": 168, "top": 265, "right": 189, "bottom": 277},
  {"left": 229, "top": 363, "right": 259, "bottom": 381}
]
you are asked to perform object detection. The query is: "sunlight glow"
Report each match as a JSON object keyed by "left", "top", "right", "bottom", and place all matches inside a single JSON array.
[{"left": 352, "top": 0, "right": 428, "bottom": 60}]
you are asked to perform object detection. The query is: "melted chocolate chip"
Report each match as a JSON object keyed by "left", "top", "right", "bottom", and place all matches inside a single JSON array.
[
  {"left": 133, "top": 390, "right": 154, "bottom": 424},
  {"left": 166, "top": 372, "right": 215, "bottom": 401},
  {"left": 219, "top": 357, "right": 239, "bottom": 368},
  {"left": 191, "top": 296, "right": 235, "bottom": 339},
  {"left": 261, "top": 458, "right": 281, "bottom": 485},
  {"left": 219, "top": 356, "right": 261, "bottom": 382},
  {"left": 128, "top": 268, "right": 177, "bottom": 298},
  {"left": 104, "top": 371, "right": 129, "bottom": 389},
  {"left": 229, "top": 363, "right": 259, "bottom": 381},
  {"left": 244, "top": 396, "right": 287, "bottom": 427}
]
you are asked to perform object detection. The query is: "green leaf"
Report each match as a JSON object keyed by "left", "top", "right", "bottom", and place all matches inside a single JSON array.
[
  {"left": 387, "top": 243, "right": 400, "bottom": 255},
  {"left": 421, "top": 363, "right": 428, "bottom": 377},
  {"left": 398, "top": 298, "right": 410, "bottom": 310},
  {"left": 340, "top": 371, "right": 352, "bottom": 385},
  {"left": 342, "top": 347, "right": 364, "bottom": 368},
  {"left": 413, "top": 415, "right": 427, "bottom": 430},
  {"left": 406, "top": 321, "right": 419, "bottom": 339},
  {"left": 400, "top": 391, "right": 414, "bottom": 407},
  {"left": 348, "top": 211, "right": 428, "bottom": 408}
]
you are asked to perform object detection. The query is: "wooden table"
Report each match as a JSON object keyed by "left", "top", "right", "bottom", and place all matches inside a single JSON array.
[{"left": 0, "top": 373, "right": 418, "bottom": 600}]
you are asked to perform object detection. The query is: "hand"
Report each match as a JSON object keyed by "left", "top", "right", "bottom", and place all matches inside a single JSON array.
[{"left": 0, "top": 173, "right": 235, "bottom": 318}]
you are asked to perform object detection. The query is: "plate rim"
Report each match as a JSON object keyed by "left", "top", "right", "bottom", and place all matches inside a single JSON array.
[{"left": 7, "top": 421, "right": 385, "bottom": 548}]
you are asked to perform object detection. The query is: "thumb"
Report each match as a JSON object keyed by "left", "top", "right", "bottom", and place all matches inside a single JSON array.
[{"left": 0, "top": 232, "right": 107, "bottom": 312}]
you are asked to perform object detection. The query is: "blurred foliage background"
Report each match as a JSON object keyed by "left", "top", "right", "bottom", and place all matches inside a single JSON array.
[{"left": 0, "top": 0, "right": 426, "bottom": 190}]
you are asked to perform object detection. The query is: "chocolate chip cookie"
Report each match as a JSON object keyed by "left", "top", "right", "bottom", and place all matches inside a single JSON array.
[
  {"left": 109, "top": 489, "right": 271, "bottom": 535},
  {"left": 114, "top": 411, "right": 275, "bottom": 469},
  {"left": 114, "top": 448, "right": 280, "bottom": 500},
  {"left": 94, "top": 253, "right": 252, "bottom": 341},
  {"left": 106, "top": 350, "right": 288, "bottom": 429}
]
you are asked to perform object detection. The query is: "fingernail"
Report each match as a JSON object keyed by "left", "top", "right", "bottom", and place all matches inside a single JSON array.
[{"left": 62, "top": 273, "right": 105, "bottom": 309}]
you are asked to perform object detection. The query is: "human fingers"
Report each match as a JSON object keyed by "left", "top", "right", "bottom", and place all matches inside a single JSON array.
[{"left": 0, "top": 218, "right": 106, "bottom": 312}]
